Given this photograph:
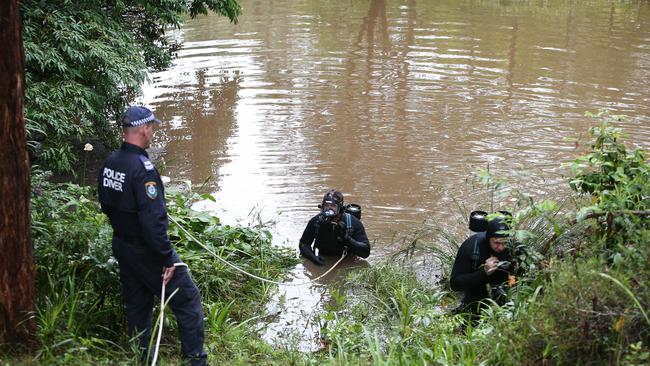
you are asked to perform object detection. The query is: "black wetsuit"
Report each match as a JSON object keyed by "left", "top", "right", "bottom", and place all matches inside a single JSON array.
[
  {"left": 299, "top": 212, "right": 370, "bottom": 262},
  {"left": 450, "top": 232, "right": 512, "bottom": 312}
]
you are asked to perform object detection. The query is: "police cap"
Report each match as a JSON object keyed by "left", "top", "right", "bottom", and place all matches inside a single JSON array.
[{"left": 121, "top": 106, "right": 162, "bottom": 127}]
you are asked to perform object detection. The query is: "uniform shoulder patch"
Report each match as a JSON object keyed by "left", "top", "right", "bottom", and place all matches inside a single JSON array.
[
  {"left": 138, "top": 155, "right": 155, "bottom": 171},
  {"left": 144, "top": 181, "right": 158, "bottom": 200}
]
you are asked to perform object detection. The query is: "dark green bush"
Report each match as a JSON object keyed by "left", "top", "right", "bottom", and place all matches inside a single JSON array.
[
  {"left": 484, "top": 113, "right": 650, "bottom": 365},
  {"left": 487, "top": 257, "right": 649, "bottom": 365},
  {"left": 29, "top": 172, "right": 296, "bottom": 363},
  {"left": 21, "top": 0, "right": 242, "bottom": 173},
  {"left": 312, "top": 114, "right": 650, "bottom": 365},
  {"left": 570, "top": 111, "right": 650, "bottom": 252}
]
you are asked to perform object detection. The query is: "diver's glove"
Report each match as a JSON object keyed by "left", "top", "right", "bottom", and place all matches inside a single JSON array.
[
  {"left": 334, "top": 220, "right": 349, "bottom": 241},
  {"left": 299, "top": 242, "right": 324, "bottom": 265},
  {"left": 341, "top": 235, "right": 370, "bottom": 258}
]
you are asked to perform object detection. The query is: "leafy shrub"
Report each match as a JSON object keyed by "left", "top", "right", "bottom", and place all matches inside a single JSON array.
[
  {"left": 165, "top": 186, "right": 299, "bottom": 318},
  {"left": 21, "top": 0, "right": 242, "bottom": 173},
  {"left": 485, "top": 257, "right": 649, "bottom": 365},
  {"left": 29, "top": 172, "right": 296, "bottom": 363},
  {"left": 570, "top": 111, "right": 650, "bottom": 252},
  {"left": 311, "top": 114, "right": 650, "bottom": 365},
  {"left": 30, "top": 171, "right": 125, "bottom": 361},
  {"left": 481, "top": 113, "right": 650, "bottom": 365}
]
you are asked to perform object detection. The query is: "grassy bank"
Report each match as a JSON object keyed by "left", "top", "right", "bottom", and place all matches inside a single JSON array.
[
  {"left": 6, "top": 172, "right": 298, "bottom": 365},
  {"left": 307, "top": 114, "right": 649, "bottom": 365},
  {"left": 2, "top": 114, "right": 648, "bottom": 365}
]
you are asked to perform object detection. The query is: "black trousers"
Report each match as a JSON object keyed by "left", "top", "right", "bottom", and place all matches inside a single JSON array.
[{"left": 112, "top": 237, "right": 207, "bottom": 365}]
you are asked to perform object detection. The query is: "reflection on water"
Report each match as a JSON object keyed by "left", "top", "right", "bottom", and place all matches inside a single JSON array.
[
  {"left": 143, "top": 0, "right": 650, "bottom": 247},
  {"left": 147, "top": 70, "right": 241, "bottom": 187},
  {"left": 260, "top": 256, "right": 369, "bottom": 351},
  {"left": 140, "top": 0, "right": 650, "bottom": 350}
]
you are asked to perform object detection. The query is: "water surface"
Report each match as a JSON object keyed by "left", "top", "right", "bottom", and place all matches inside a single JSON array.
[{"left": 141, "top": 0, "right": 650, "bottom": 349}]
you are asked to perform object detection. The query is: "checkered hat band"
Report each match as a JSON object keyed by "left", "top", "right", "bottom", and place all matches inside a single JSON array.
[{"left": 128, "top": 114, "right": 156, "bottom": 126}]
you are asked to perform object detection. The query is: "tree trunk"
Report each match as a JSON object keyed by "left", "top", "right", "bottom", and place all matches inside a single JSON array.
[{"left": 0, "top": 0, "right": 36, "bottom": 347}]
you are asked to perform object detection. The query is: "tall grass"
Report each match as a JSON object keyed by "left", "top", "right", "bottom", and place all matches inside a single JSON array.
[
  {"left": 309, "top": 115, "right": 650, "bottom": 365},
  {"left": 4, "top": 117, "right": 648, "bottom": 364},
  {"left": 9, "top": 172, "right": 299, "bottom": 364}
]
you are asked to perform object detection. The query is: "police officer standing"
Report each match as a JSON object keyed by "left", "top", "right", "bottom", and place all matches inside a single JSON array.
[
  {"left": 299, "top": 190, "right": 371, "bottom": 264},
  {"left": 98, "top": 106, "right": 207, "bottom": 365}
]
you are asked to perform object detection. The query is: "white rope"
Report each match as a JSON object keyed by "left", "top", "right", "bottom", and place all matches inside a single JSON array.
[
  {"left": 151, "top": 262, "right": 186, "bottom": 366},
  {"left": 168, "top": 215, "right": 348, "bottom": 286},
  {"left": 149, "top": 216, "right": 348, "bottom": 364}
]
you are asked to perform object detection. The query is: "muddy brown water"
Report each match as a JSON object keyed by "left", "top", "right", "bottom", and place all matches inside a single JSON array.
[{"left": 140, "top": 0, "right": 650, "bottom": 350}]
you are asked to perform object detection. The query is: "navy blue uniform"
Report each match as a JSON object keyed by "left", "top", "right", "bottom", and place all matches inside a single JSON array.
[
  {"left": 98, "top": 142, "right": 207, "bottom": 365},
  {"left": 299, "top": 213, "right": 370, "bottom": 259}
]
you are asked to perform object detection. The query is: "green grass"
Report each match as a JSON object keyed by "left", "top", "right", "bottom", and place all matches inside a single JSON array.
[
  {"left": 4, "top": 172, "right": 299, "bottom": 365},
  {"left": 4, "top": 118, "right": 649, "bottom": 364}
]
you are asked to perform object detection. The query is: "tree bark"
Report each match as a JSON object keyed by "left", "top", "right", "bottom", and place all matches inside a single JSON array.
[{"left": 0, "top": 0, "right": 36, "bottom": 347}]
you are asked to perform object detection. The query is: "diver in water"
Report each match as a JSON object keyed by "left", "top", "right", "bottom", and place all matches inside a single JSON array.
[
  {"left": 450, "top": 215, "right": 515, "bottom": 317},
  {"left": 298, "top": 190, "right": 370, "bottom": 265}
]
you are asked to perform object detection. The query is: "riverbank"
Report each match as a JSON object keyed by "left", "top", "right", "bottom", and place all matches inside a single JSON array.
[
  {"left": 6, "top": 171, "right": 299, "bottom": 365},
  {"left": 262, "top": 116, "right": 650, "bottom": 365},
  {"left": 2, "top": 118, "right": 648, "bottom": 365}
]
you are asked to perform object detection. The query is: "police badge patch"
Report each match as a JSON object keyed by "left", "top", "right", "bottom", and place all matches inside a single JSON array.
[{"left": 144, "top": 181, "right": 158, "bottom": 200}]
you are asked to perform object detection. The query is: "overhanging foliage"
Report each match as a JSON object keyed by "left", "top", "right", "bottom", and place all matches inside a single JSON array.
[{"left": 21, "top": 0, "right": 242, "bottom": 173}]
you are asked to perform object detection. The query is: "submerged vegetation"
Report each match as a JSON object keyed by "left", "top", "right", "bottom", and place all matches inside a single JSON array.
[{"left": 2, "top": 113, "right": 647, "bottom": 365}]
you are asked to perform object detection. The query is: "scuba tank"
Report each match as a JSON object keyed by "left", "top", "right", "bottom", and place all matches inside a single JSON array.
[
  {"left": 469, "top": 210, "right": 512, "bottom": 234},
  {"left": 469, "top": 210, "right": 488, "bottom": 234},
  {"left": 344, "top": 204, "right": 362, "bottom": 220}
]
